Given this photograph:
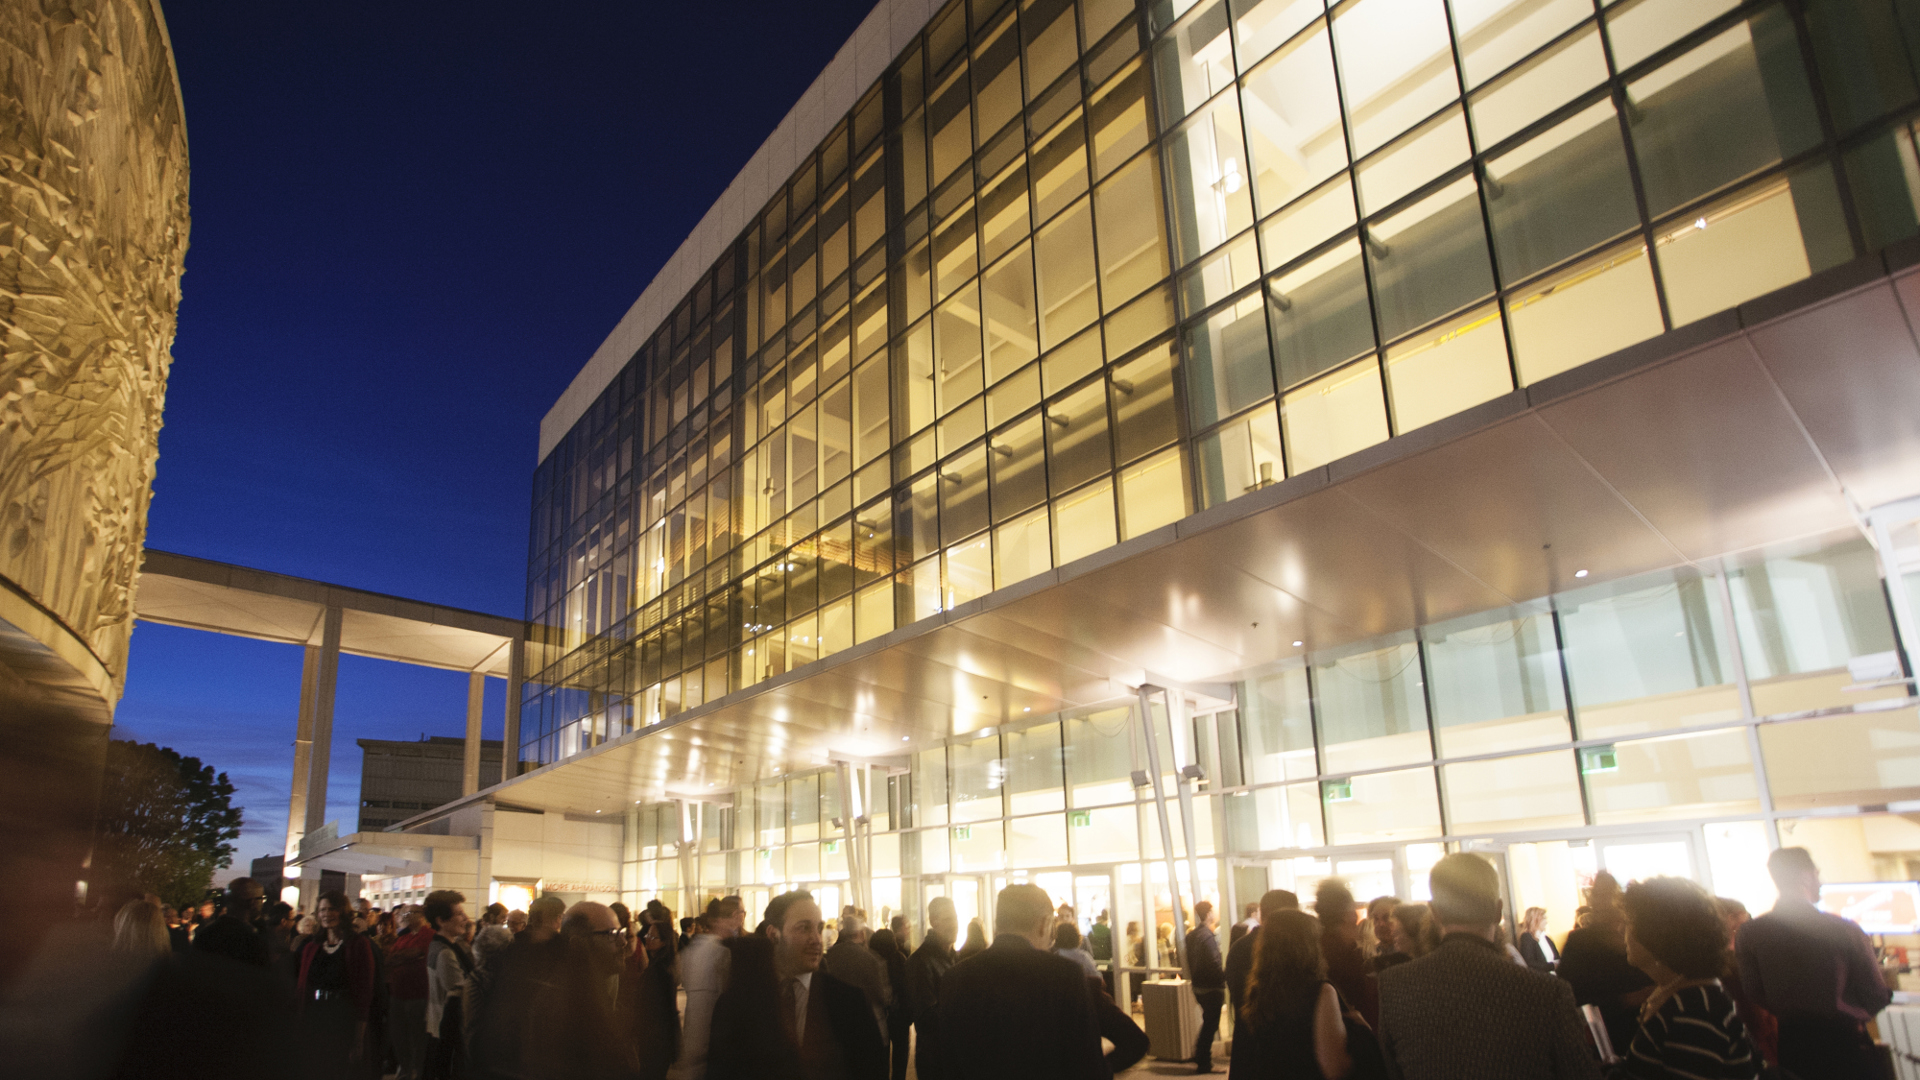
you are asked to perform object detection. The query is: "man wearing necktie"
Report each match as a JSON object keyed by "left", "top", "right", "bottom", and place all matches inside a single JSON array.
[{"left": 765, "top": 889, "right": 889, "bottom": 1080}]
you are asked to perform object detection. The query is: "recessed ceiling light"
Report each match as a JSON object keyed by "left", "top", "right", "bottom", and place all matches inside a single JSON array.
[
  {"left": 1292, "top": 640, "right": 1304, "bottom": 647},
  {"left": 1024, "top": 707, "right": 1031, "bottom": 712},
  {"left": 1575, "top": 569, "right": 1589, "bottom": 578}
]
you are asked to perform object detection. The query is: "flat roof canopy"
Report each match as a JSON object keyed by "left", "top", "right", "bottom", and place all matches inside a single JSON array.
[
  {"left": 465, "top": 256, "right": 1920, "bottom": 821},
  {"left": 134, "top": 550, "right": 519, "bottom": 676}
]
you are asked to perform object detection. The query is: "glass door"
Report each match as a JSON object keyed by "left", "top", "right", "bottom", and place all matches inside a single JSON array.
[{"left": 1595, "top": 833, "right": 1697, "bottom": 885}]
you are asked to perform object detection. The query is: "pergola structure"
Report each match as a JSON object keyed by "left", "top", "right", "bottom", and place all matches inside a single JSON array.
[{"left": 132, "top": 550, "right": 526, "bottom": 880}]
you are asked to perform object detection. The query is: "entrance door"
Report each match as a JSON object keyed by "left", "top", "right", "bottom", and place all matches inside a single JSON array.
[
  {"left": 1596, "top": 834, "right": 1697, "bottom": 884},
  {"left": 928, "top": 874, "right": 990, "bottom": 941}
]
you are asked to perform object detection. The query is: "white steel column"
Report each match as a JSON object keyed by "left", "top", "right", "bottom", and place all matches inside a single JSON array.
[
  {"left": 283, "top": 643, "right": 320, "bottom": 862},
  {"left": 1136, "top": 684, "right": 1189, "bottom": 972},
  {"left": 301, "top": 605, "right": 344, "bottom": 841},
  {"left": 462, "top": 669, "right": 485, "bottom": 797}
]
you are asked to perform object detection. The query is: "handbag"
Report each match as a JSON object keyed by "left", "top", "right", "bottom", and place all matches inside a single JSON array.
[{"left": 1335, "top": 987, "right": 1390, "bottom": 1080}]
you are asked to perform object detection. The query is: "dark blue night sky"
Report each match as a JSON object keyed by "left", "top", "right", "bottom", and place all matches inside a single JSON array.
[{"left": 116, "top": 0, "right": 875, "bottom": 873}]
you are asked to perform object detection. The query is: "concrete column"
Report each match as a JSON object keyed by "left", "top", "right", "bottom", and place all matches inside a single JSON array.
[
  {"left": 463, "top": 669, "right": 485, "bottom": 796},
  {"left": 302, "top": 605, "right": 344, "bottom": 840},
  {"left": 502, "top": 635, "right": 524, "bottom": 780},
  {"left": 284, "top": 643, "right": 320, "bottom": 862}
]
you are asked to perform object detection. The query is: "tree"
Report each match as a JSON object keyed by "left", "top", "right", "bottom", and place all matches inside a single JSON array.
[{"left": 93, "top": 739, "right": 243, "bottom": 910}]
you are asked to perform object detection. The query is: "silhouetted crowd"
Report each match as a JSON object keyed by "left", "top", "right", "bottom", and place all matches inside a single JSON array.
[{"left": 81, "top": 843, "right": 1896, "bottom": 1080}]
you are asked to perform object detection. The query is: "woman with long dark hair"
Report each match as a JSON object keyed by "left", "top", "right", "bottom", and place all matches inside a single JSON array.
[
  {"left": 623, "top": 900, "right": 680, "bottom": 1079},
  {"left": 1229, "top": 910, "right": 1354, "bottom": 1079},
  {"left": 957, "top": 917, "right": 987, "bottom": 961},
  {"left": 296, "top": 890, "right": 377, "bottom": 1078}
]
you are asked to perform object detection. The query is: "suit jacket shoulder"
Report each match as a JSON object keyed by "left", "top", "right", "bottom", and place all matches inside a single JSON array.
[{"left": 1378, "top": 936, "right": 1599, "bottom": 1080}]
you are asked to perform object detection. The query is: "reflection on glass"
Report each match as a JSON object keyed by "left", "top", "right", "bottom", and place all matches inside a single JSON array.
[
  {"left": 1483, "top": 101, "right": 1639, "bottom": 282},
  {"left": 1559, "top": 571, "right": 1741, "bottom": 738},
  {"left": 1165, "top": 95, "right": 1259, "bottom": 264},
  {"left": 1586, "top": 729, "right": 1760, "bottom": 823},
  {"left": 1232, "top": 0, "right": 1326, "bottom": 67},
  {"left": 1470, "top": 28, "right": 1610, "bottom": 148},
  {"left": 1357, "top": 107, "right": 1472, "bottom": 215},
  {"left": 1367, "top": 177, "right": 1496, "bottom": 340},
  {"left": 1154, "top": 0, "right": 1239, "bottom": 125},
  {"left": 1241, "top": 23, "right": 1349, "bottom": 216},
  {"left": 1259, "top": 175, "right": 1360, "bottom": 270},
  {"left": 1656, "top": 168, "right": 1852, "bottom": 327},
  {"left": 1196, "top": 403, "right": 1285, "bottom": 505},
  {"left": 1324, "top": 766, "right": 1444, "bottom": 843},
  {"left": 1444, "top": 751, "right": 1586, "bottom": 831},
  {"left": 1185, "top": 290, "right": 1275, "bottom": 427},
  {"left": 1426, "top": 607, "right": 1569, "bottom": 756},
  {"left": 1268, "top": 238, "right": 1375, "bottom": 388},
  {"left": 1315, "top": 636, "right": 1433, "bottom": 774},
  {"left": 1727, "top": 541, "right": 1900, "bottom": 715},
  {"left": 1452, "top": 0, "right": 1594, "bottom": 88},
  {"left": 1054, "top": 477, "right": 1118, "bottom": 563}
]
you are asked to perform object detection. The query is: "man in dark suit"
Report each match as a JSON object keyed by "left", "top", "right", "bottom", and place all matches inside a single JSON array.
[
  {"left": 935, "top": 884, "right": 1108, "bottom": 1080},
  {"left": 191, "top": 877, "right": 269, "bottom": 968},
  {"left": 1185, "top": 900, "right": 1226, "bottom": 1073},
  {"left": 1224, "top": 890, "right": 1297, "bottom": 1021},
  {"left": 906, "top": 896, "right": 958, "bottom": 1080},
  {"left": 1377, "top": 854, "right": 1601, "bottom": 1080},
  {"left": 766, "top": 888, "right": 888, "bottom": 1080}
]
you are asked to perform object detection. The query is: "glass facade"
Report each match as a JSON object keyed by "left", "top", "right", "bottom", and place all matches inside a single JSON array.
[
  {"left": 607, "top": 536, "right": 1917, "bottom": 938},
  {"left": 518, "top": 0, "right": 1920, "bottom": 935}
]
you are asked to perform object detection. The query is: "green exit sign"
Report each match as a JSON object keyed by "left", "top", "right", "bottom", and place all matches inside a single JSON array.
[
  {"left": 953, "top": 825, "right": 972, "bottom": 841},
  {"left": 824, "top": 840, "right": 841, "bottom": 854},
  {"left": 1580, "top": 745, "right": 1619, "bottom": 774},
  {"left": 1322, "top": 779, "right": 1353, "bottom": 803},
  {"left": 1070, "top": 810, "right": 1092, "bottom": 828}
]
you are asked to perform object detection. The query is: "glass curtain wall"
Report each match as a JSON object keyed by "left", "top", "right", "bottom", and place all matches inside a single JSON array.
[
  {"left": 523, "top": 0, "right": 1920, "bottom": 771},
  {"left": 616, "top": 535, "right": 1919, "bottom": 935}
]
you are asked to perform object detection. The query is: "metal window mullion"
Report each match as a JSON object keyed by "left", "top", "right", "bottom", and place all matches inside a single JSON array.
[
  {"left": 1319, "top": 13, "right": 1394, "bottom": 439},
  {"left": 1547, "top": 599, "right": 1597, "bottom": 827}
]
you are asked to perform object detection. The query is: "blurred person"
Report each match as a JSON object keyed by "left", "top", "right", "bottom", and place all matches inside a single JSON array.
[
  {"left": 889, "top": 913, "right": 910, "bottom": 951},
  {"left": 506, "top": 909, "right": 527, "bottom": 935},
  {"left": 1125, "top": 919, "right": 1148, "bottom": 1008},
  {"left": 707, "top": 889, "right": 886, "bottom": 1080},
  {"left": 1715, "top": 897, "right": 1776, "bottom": 1063},
  {"left": 518, "top": 893, "right": 564, "bottom": 945},
  {"left": 192, "top": 876, "right": 270, "bottom": 967},
  {"left": 389, "top": 905, "right": 434, "bottom": 1080},
  {"left": 957, "top": 918, "right": 987, "bottom": 961},
  {"left": 824, "top": 915, "right": 891, "bottom": 1039},
  {"left": 906, "top": 896, "right": 959, "bottom": 1080},
  {"left": 1087, "top": 909, "right": 1113, "bottom": 966},
  {"left": 1314, "top": 880, "right": 1378, "bottom": 1028},
  {"left": 934, "top": 883, "right": 1106, "bottom": 1080},
  {"left": 296, "top": 912, "right": 319, "bottom": 942},
  {"left": 163, "top": 903, "right": 190, "bottom": 953},
  {"left": 1186, "top": 899, "right": 1227, "bottom": 1073},
  {"left": 296, "top": 889, "right": 377, "bottom": 1079},
  {"left": 1230, "top": 901, "right": 1260, "bottom": 949},
  {"left": 472, "top": 904, "right": 512, "bottom": 974},
  {"left": 1361, "top": 896, "right": 1398, "bottom": 962},
  {"left": 1053, "top": 922, "right": 1098, "bottom": 978},
  {"left": 626, "top": 899, "right": 681, "bottom": 1080},
  {"left": 1090, "top": 971, "right": 1151, "bottom": 1075},
  {"left": 262, "top": 900, "right": 295, "bottom": 970},
  {"left": 1560, "top": 871, "right": 1654, "bottom": 1058},
  {"left": 1227, "top": 889, "right": 1300, "bottom": 1021},
  {"left": 1156, "top": 922, "right": 1176, "bottom": 967},
  {"left": 868, "top": 924, "right": 911, "bottom": 1080},
  {"left": 669, "top": 894, "right": 745, "bottom": 1080},
  {"left": 1518, "top": 907, "right": 1559, "bottom": 973},
  {"left": 423, "top": 889, "right": 473, "bottom": 1080},
  {"left": 112, "top": 898, "right": 172, "bottom": 959},
  {"left": 1376, "top": 854, "right": 1598, "bottom": 1080},
  {"left": 1376, "top": 902, "right": 1439, "bottom": 973},
  {"left": 609, "top": 901, "right": 632, "bottom": 943},
  {"left": 1230, "top": 910, "right": 1358, "bottom": 1080},
  {"left": 1735, "top": 847, "right": 1891, "bottom": 1080},
  {"left": 1619, "top": 877, "right": 1757, "bottom": 1079}
]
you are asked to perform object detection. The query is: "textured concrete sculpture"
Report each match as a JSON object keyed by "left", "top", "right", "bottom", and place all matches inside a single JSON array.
[{"left": 0, "top": 0, "right": 188, "bottom": 698}]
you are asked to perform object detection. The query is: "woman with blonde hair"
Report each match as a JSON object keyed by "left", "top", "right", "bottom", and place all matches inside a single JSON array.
[{"left": 112, "top": 899, "right": 172, "bottom": 958}]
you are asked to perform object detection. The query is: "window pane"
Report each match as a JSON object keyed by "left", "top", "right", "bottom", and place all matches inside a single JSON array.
[
  {"left": 941, "top": 444, "right": 990, "bottom": 542},
  {"left": 856, "top": 578, "right": 895, "bottom": 642},
  {"left": 1656, "top": 166, "right": 1853, "bottom": 327},
  {"left": 1006, "top": 722, "right": 1066, "bottom": 814},
  {"left": 1067, "top": 706, "right": 1138, "bottom": 806},
  {"left": 1154, "top": 0, "right": 1239, "bottom": 124},
  {"left": 994, "top": 505, "right": 1053, "bottom": 584},
  {"left": 1357, "top": 106, "right": 1472, "bottom": 216},
  {"left": 1046, "top": 381, "right": 1114, "bottom": 492},
  {"left": 1606, "top": 0, "right": 1741, "bottom": 71},
  {"left": 1119, "top": 447, "right": 1188, "bottom": 536},
  {"left": 976, "top": 14, "right": 1025, "bottom": 142},
  {"left": 1729, "top": 541, "right": 1900, "bottom": 715},
  {"left": 1268, "top": 238, "right": 1375, "bottom": 389},
  {"left": 952, "top": 820, "right": 1006, "bottom": 870},
  {"left": 1026, "top": 0, "right": 1082, "bottom": 96},
  {"left": 1508, "top": 240, "right": 1664, "bottom": 384},
  {"left": 1626, "top": 9, "right": 1822, "bottom": 217},
  {"left": 1182, "top": 230, "right": 1263, "bottom": 316},
  {"left": 1332, "top": 0, "right": 1461, "bottom": 156},
  {"left": 984, "top": 244, "right": 1041, "bottom": 380},
  {"left": 1444, "top": 750, "right": 1586, "bottom": 831},
  {"left": 1452, "top": 0, "right": 1594, "bottom": 88},
  {"left": 1096, "top": 154, "right": 1173, "bottom": 308},
  {"left": 1367, "top": 177, "right": 1496, "bottom": 340},
  {"left": 1089, "top": 59, "right": 1156, "bottom": 177},
  {"left": 1036, "top": 199, "right": 1102, "bottom": 348},
  {"left": 1165, "top": 96, "right": 1259, "bottom": 264},
  {"left": 1559, "top": 571, "right": 1742, "bottom": 739},
  {"left": 1232, "top": 0, "right": 1327, "bottom": 67},
  {"left": 951, "top": 733, "right": 1005, "bottom": 822},
  {"left": 1586, "top": 729, "right": 1761, "bottom": 823},
  {"left": 1009, "top": 813, "right": 1070, "bottom": 867},
  {"left": 1384, "top": 303, "right": 1512, "bottom": 433},
  {"left": 1760, "top": 710, "right": 1920, "bottom": 809},
  {"left": 854, "top": 356, "right": 891, "bottom": 466},
  {"left": 1426, "top": 607, "right": 1569, "bottom": 756},
  {"left": 1259, "top": 175, "right": 1360, "bottom": 270},
  {"left": 1325, "top": 767, "right": 1443, "bottom": 843},
  {"left": 1196, "top": 402, "right": 1285, "bottom": 506},
  {"left": 1281, "top": 357, "right": 1389, "bottom": 472},
  {"left": 1804, "top": 0, "right": 1920, "bottom": 134},
  {"left": 989, "top": 360, "right": 1042, "bottom": 425},
  {"left": 1034, "top": 111, "right": 1092, "bottom": 222},
  {"left": 945, "top": 532, "right": 993, "bottom": 605},
  {"left": 935, "top": 288, "right": 986, "bottom": 419},
  {"left": 981, "top": 161, "right": 1033, "bottom": 264},
  {"left": 1241, "top": 22, "right": 1348, "bottom": 216},
  {"left": 935, "top": 203, "right": 980, "bottom": 300},
  {"left": 1111, "top": 341, "right": 1182, "bottom": 463},
  {"left": 1185, "top": 290, "right": 1275, "bottom": 427},
  {"left": 1228, "top": 782, "right": 1326, "bottom": 850},
  {"left": 1106, "top": 284, "right": 1177, "bottom": 357},
  {"left": 993, "top": 411, "right": 1049, "bottom": 524},
  {"left": 1484, "top": 102, "right": 1640, "bottom": 282},
  {"left": 1469, "top": 27, "right": 1611, "bottom": 148},
  {"left": 1243, "top": 663, "right": 1318, "bottom": 781},
  {"left": 1315, "top": 636, "right": 1433, "bottom": 774},
  {"left": 1044, "top": 325, "right": 1106, "bottom": 394},
  {"left": 1054, "top": 477, "right": 1119, "bottom": 562}
]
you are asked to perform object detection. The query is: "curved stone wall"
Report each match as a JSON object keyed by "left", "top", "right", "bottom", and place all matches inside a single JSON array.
[{"left": 0, "top": 0, "right": 188, "bottom": 700}]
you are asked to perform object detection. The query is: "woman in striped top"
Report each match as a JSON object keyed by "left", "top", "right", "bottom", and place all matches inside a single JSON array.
[{"left": 1615, "top": 876, "right": 1760, "bottom": 1080}]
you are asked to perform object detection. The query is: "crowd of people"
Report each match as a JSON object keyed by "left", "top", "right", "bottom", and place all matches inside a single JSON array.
[{"left": 92, "top": 843, "right": 1894, "bottom": 1080}]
